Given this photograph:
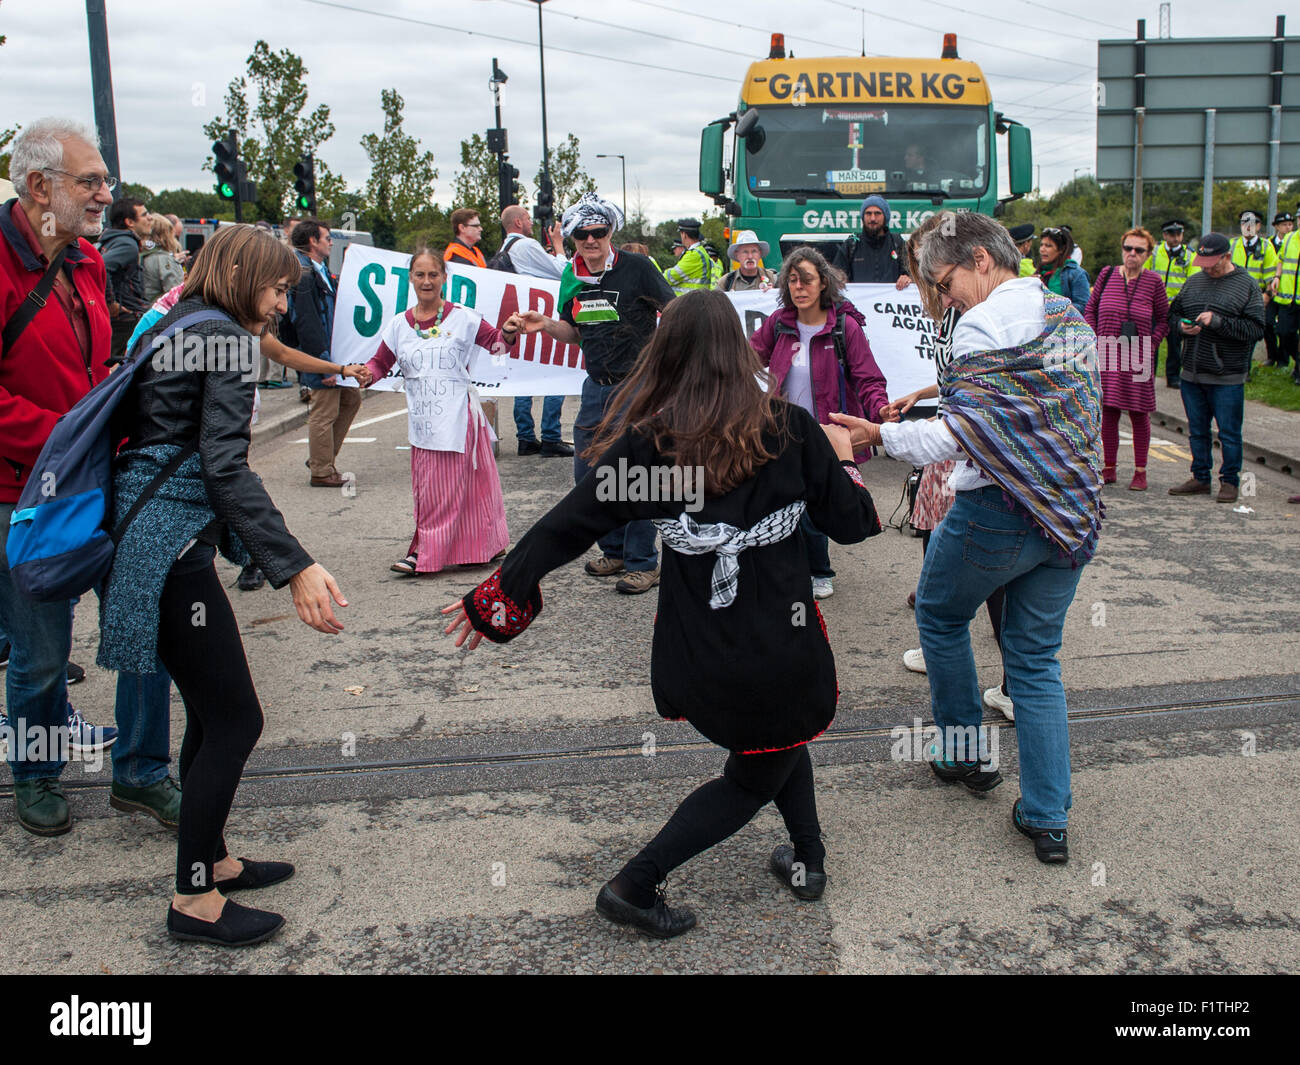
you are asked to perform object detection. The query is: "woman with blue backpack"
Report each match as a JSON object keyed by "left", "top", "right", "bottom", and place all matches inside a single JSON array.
[{"left": 99, "top": 224, "right": 348, "bottom": 946}]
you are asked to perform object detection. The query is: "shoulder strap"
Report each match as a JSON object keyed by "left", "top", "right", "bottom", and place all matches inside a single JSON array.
[
  {"left": 110, "top": 441, "right": 198, "bottom": 543},
  {"left": 2, "top": 244, "right": 71, "bottom": 356}
]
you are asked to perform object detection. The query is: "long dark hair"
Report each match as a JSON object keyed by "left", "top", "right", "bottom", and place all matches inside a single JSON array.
[{"left": 587, "top": 290, "right": 788, "bottom": 496}]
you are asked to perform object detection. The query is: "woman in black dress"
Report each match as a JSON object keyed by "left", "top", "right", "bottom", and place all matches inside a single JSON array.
[{"left": 443, "top": 290, "right": 881, "bottom": 937}]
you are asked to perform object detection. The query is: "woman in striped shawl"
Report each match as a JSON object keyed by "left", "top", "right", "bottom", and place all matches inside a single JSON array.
[{"left": 832, "top": 211, "right": 1102, "bottom": 865}]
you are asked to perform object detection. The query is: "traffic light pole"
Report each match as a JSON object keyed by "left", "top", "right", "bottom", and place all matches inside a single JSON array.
[{"left": 230, "top": 131, "right": 243, "bottom": 223}]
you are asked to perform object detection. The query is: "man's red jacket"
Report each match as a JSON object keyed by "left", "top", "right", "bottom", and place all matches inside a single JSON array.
[{"left": 0, "top": 198, "right": 112, "bottom": 503}]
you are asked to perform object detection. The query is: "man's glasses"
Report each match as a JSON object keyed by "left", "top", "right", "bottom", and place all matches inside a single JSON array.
[
  {"left": 1122, "top": 244, "right": 1148, "bottom": 254},
  {"left": 933, "top": 263, "right": 960, "bottom": 295},
  {"left": 44, "top": 169, "right": 117, "bottom": 192},
  {"left": 573, "top": 227, "right": 610, "bottom": 241}
]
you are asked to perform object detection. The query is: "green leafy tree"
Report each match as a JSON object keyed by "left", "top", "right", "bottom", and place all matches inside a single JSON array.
[
  {"left": 202, "top": 41, "right": 343, "bottom": 223},
  {"left": 149, "top": 188, "right": 229, "bottom": 219},
  {"left": 359, "top": 89, "right": 439, "bottom": 251},
  {"left": 0, "top": 127, "right": 15, "bottom": 182},
  {"left": 536, "top": 133, "right": 596, "bottom": 217}
]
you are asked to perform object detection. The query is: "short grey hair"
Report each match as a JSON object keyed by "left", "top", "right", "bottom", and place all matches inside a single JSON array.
[
  {"left": 917, "top": 211, "right": 1021, "bottom": 281},
  {"left": 9, "top": 117, "right": 100, "bottom": 202}
]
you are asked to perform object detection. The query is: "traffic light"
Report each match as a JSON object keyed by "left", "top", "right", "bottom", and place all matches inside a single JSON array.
[
  {"left": 498, "top": 157, "right": 520, "bottom": 209},
  {"left": 213, "top": 133, "right": 238, "bottom": 201},
  {"left": 534, "top": 173, "right": 554, "bottom": 228},
  {"left": 293, "top": 154, "right": 316, "bottom": 214}
]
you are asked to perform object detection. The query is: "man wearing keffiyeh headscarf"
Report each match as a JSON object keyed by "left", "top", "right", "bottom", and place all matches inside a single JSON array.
[{"left": 516, "top": 189, "right": 675, "bottom": 594}]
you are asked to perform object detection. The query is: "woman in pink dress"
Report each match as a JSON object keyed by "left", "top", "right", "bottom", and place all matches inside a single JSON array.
[
  {"left": 353, "top": 247, "right": 519, "bottom": 573},
  {"left": 1082, "top": 228, "right": 1169, "bottom": 491}
]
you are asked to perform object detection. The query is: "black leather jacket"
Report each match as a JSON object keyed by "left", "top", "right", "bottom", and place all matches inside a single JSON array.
[{"left": 114, "top": 297, "right": 314, "bottom": 588}]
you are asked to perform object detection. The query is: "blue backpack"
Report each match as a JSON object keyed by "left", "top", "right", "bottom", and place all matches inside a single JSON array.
[{"left": 5, "top": 308, "right": 229, "bottom": 601}]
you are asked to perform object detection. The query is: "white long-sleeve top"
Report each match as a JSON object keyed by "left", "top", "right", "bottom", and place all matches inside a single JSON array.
[
  {"left": 879, "top": 276, "right": 1047, "bottom": 492},
  {"left": 501, "top": 233, "right": 567, "bottom": 280}
]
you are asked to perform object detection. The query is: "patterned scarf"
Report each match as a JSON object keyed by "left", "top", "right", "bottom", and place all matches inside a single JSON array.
[
  {"left": 557, "top": 248, "right": 618, "bottom": 318},
  {"left": 653, "top": 502, "right": 807, "bottom": 609},
  {"left": 940, "top": 291, "right": 1103, "bottom": 557}
]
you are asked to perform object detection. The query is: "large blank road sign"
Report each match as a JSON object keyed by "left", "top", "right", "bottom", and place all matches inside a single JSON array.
[{"left": 1097, "top": 33, "right": 1300, "bottom": 181}]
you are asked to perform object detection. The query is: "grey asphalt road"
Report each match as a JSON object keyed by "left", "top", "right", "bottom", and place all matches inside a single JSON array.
[{"left": 1, "top": 391, "right": 1297, "bottom": 974}]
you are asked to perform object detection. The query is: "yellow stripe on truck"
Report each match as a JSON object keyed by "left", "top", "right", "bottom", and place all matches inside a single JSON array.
[{"left": 742, "top": 58, "right": 990, "bottom": 107}]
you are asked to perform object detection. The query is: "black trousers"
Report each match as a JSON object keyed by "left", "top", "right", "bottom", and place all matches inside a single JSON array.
[
  {"left": 1264, "top": 300, "right": 1281, "bottom": 365},
  {"left": 615, "top": 745, "right": 824, "bottom": 905},
  {"left": 157, "top": 558, "right": 264, "bottom": 895},
  {"left": 1165, "top": 320, "right": 1184, "bottom": 382}
]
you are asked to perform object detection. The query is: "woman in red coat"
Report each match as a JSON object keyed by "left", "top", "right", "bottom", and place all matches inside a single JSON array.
[{"left": 1083, "top": 228, "right": 1169, "bottom": 491}]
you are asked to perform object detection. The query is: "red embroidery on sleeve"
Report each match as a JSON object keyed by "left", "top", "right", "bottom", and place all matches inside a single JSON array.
[{"left": 465, "top": 568, "right": 541, "bottom": 642}]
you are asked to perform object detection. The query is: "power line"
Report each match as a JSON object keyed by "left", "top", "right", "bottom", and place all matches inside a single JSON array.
[
  {"left": 820, "top": 0, "right": 1095, "bottom": 70},
  {"left": 497, "top": 0, "right": 761, "bottom": 62},
  {"left": 1014, "top": 0, "right": 1129, "bottom": 34},
  {"left": 898, "top": 0, "right": 1099, "bottom": 43},
  {"left": 298, "top": 0, "right": 739, "bottom": 83},
  {"left": 623, "top": 0, "right": 1093, "bottom": 85}
]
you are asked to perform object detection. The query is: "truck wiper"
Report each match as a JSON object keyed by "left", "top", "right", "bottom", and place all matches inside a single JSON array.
[{"left": 764, "top": 187, "right": 844, "bottom": 199}]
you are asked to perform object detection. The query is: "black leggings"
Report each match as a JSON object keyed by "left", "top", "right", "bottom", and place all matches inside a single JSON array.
[
  {"left": 157, "top": 561, "right": 264, "bottom": 895},
  {"left": 922, "top": 530, "right": 1007, "bottom": 693},
  {"left": 612, "top": 745, "right": 823, "bottom": 908}
]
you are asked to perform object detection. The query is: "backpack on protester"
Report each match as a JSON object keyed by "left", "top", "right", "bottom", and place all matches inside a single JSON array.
[
  {"left": 486, "top": 234, "right": 524, "bottom": 274},
  {"left": 5, "top": 308, "right": 231, "bottom": 602}
]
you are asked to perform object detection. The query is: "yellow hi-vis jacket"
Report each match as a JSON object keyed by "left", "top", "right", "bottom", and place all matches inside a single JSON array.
[
  {"left": 1274, "top": 232, "right": 1300, "bottom": 305},
  {"left": 1144, "top": 242, "right": 1199, "bottom": 300},
  {"left": 1230, "top": 237, "right": 1278, "bottom": 293}
]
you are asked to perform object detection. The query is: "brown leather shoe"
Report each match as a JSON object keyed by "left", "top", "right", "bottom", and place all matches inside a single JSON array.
[
  {"left": 615, "top": 568, "right": 660, "bottom": 595},
  {"left": 1168, "top": 478, "right": 1210, "bottom": 496},
  {"left": 310, "top": 473, "right": 347, "bottom": 487},
  {"left": 584, "top": 555, "right": 625, "bottom": 577},
  {"left": 1216, "top": 482, "right": 1239, "bottom": 504}
]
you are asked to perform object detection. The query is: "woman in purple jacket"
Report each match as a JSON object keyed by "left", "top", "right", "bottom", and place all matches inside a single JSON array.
[
  {"left": 1082, "top": 227, "right": 1169, "bottom": 491},
  {"left": 749, "top": 247, "right": 891, "bottom": 599}
]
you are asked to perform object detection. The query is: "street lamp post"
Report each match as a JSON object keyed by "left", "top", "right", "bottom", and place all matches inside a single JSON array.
[
  {"left": 597, "top": 154, "right": 626, "bottom": 221},
  {"left": 530, "top": 0, "right": 551, "bottom": 183}
]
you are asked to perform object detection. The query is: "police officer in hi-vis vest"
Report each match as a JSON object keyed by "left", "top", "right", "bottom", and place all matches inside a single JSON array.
[
  {"left": 1229, "top": 211, "right": 1277, "bottom": 378},
  {"left": 1145, "top": 220, "right": 1199, "bottom": 387},
  {"left": 1272, "top": 212, "right": 1300, "bottom": 379},
  {"left": 1265, "top": 212, "right": 1294, "bottom": 368}
]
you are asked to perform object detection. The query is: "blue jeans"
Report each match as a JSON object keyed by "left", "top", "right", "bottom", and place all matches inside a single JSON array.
[
  {"left": 915, "top": 487, "right": 1086, "bottom": 829},
  {"left": 514, "top": 395, "right": 564, "bottom": 443},
  {"left": 1179, "top": 380, "right": 1243, "bottom": 487},
  {"left": 572, "top": 377, "right": 658, "bottom": 571},
  {"left": 800, "top": 514, "right": 833, "bottom": 579},
  {"left": 0, "top": 502, "right": 71, "bottom": 781},
  {"left": 112, "top": 669, "right": 173, "bottom": 787}
]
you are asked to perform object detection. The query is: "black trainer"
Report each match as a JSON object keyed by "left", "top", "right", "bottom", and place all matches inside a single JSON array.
[
  {"left": 518, "top": 438, "right": 542, "bottom": 456},
  {"left": 769, "top": 844, "right": 827, "bottom": 901},
  {"left": 66, "top": 661, "right": 85, "bottom": 685},
  {"left": 928, "top": 753, "right": 1002, "bottom": 793},
  {"left": 1012, "top": 799, "right": 1069, "bottom": 864},
  {"left": 595, "top": 882, "right": 696, "bottom": 939},
  {"left": 167, "top": 899, "right": 285, "bottom": 946},
  {"left": 539, "top": 440, "right": 574, "bottom": 457}
]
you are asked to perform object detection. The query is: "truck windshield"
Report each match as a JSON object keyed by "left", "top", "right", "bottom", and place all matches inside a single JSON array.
[{"left": 742, "top": 104, "right": 989, "bottom": 198}]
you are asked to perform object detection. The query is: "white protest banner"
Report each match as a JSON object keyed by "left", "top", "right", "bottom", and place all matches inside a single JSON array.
[
  {"left": 726, "top": 284, "right": 939, "bottom": 403},
  {"left": 330, "top": 245, "right": 586, "bottom": 395},
  {"left": 331, "top": 245, "right": 938, "bottom": 402}
]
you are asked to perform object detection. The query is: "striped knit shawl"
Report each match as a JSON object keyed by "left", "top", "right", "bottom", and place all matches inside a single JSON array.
[{"left": 940, "top": 291, "right": 1104, "bottom": 556}]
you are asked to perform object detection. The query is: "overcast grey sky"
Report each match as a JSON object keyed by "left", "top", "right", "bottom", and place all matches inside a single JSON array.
[{"left": 0, "top": 0, "right": 1285, "bottom": 221}]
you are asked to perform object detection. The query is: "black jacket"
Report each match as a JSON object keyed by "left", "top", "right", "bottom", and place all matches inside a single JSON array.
[
  {"left": 848, "top": 228, "right": 906, "bottom": 284},
  {"left": 462, "top": 404, "right": 882, "bottom": 752},
  {"left": 97, "top": 228, "right": 149, "bottom": 314},
  {"left": 286, "top": 250, "right": 336, "bottom": 387},
  {"left": 114, "top": 297, "right": 314, "bottom": 588}
]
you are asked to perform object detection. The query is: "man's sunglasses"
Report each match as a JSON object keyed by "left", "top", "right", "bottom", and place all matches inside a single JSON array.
[{"left": 573, "top": 227, "right": 610, "bottom": 241}]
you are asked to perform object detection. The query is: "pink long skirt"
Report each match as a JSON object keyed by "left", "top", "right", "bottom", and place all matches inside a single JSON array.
[{"left": 408, "top": 416, "right": 509, "bottom": 573}]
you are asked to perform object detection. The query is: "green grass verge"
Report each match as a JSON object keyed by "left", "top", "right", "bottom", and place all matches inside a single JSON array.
[{"left": 1155, "top": 341, "right": 1300, "bottom": 412}]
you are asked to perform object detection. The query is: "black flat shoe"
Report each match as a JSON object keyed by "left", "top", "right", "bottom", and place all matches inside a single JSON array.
[
  {"left": 167, "top": 899, "right": 285, "bottom": 946},
  {"left": 214, "top": 857, "right": 295, "bottom": 893},
  {"left": 595, "top": 882, "right": 696, "bottom": 939},
  {"left": 928, "top": 755, "right": 1003, "bottom": 793},
  {"left": 769, "top": 844, "right": 828, "bottom": 901}
]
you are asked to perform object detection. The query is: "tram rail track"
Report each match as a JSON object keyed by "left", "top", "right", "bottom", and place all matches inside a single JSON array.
[{"left": 12, "top": 689, "right": 1295, "bottom": 797}]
